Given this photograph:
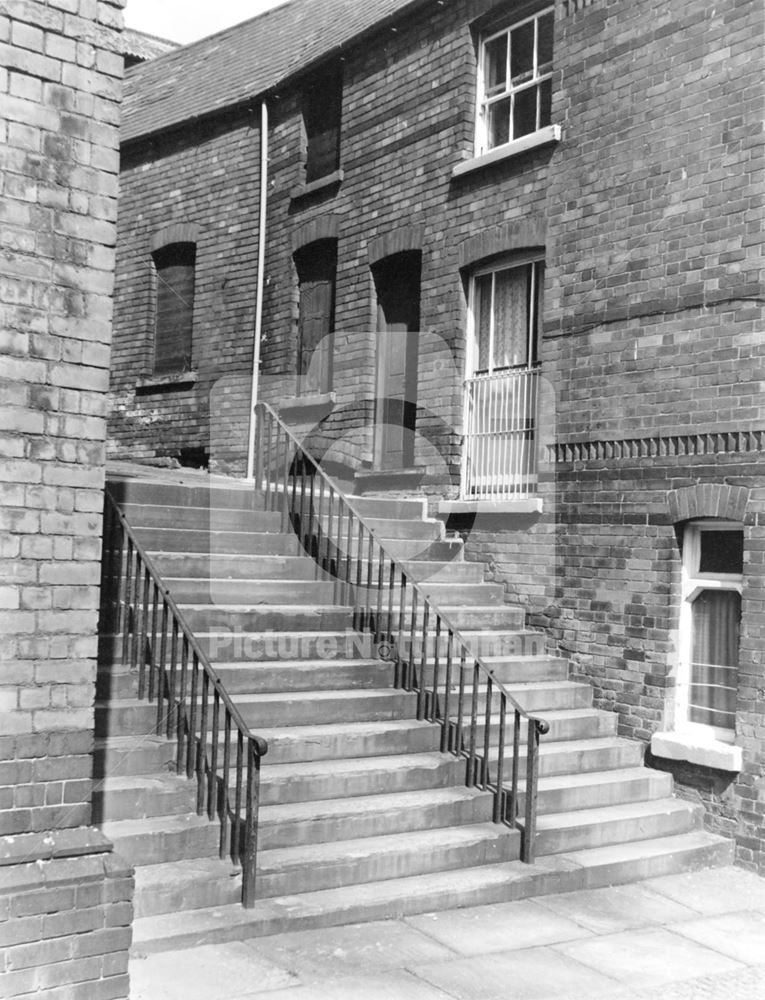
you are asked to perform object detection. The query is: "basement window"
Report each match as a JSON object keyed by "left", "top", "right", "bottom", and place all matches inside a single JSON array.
[{"left": 153, "top": 242, "right": 195, "bottom": 375}]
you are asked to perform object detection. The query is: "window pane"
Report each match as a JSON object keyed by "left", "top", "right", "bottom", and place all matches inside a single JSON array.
[
  {"left": 154, "top": 243, "right": 195, "bottom": 374},
  {"left": 699, "top": 530, "right": 743, "bottom": 575},
  {"left": 689, "top": 589, "right": 739, "bottom": 730},
  {"left": 513, "top": 85, "right": 538, "bottom": 139},
  {"left": 493, "top": 265, "right": 529, "bottom": 368},
  {"left": 538, "top": 11, "right": 554, "bottom": 71},
  {"left": 532, "top": 261, "right": 544, "bottom": 365},
  {"left": 475, "top": 273, "right": 493, "bottom": 371},
  {"left": 510, "top": 20, "right": 534, "bottom": 85},
  {"left": 484, "top": 34, "right": 507, "bottom": 93},
  {"left": 539, "top": 77, "right": 552, "bottom": 129},
  {"left": 488, "top": 97, "right": 511, "bottom": 148},
  {"left": 304, "top": 70, "right": 342, "bottom": 182}
]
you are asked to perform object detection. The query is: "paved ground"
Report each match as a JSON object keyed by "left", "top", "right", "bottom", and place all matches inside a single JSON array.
[{"left": 129, "top": 866, "right": 765, "bottom": 1000}]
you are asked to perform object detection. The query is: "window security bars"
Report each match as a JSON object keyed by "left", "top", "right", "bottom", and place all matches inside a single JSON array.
[
  {"left": 99, "top": 494, "right": 268, "bottom": 907},
  {"left": 462, "top": 366, "right": 540, "bottom": 500},
  {"left": 254, "top": 402, "right": 549, "bottom": 862}
]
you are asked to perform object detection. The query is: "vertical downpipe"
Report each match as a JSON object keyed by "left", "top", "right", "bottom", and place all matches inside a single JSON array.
[{"left": 246, "top": 100, "right": 269, "bottom": 481}]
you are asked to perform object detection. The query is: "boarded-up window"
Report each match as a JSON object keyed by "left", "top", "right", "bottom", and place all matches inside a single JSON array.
[
  {"left": 303, "top": 68, "right": 342, "bottom": 183},
  {"left": 153, "top": 242, "right": 195, "bottom": 374},
  {"left": 296, "top": 241, "right": 336, "bottom": 394}
]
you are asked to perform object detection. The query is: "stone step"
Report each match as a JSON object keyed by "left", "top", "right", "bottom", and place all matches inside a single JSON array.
[
  {"left": 211, "top": 659, "right": 395, "bottom": 694},
  {"left": 179, "top": 603, "right": 354, "bottom": 633},
  {"left": 120, "top": 503, "right": 281, "bottom": 532},
  {"left": 93, "top": 772, "right": 198, "bottom": 823},
  {"left": 107, "top": 478, "right": 262, "bottom": 511},
  {"left": 95, "top": 688, "right": 419, "bottom": 737},
  {"left": 259, "top": 752, "right": 466, "bottom": 806},
  {"left": 529, "top": 766, "right": 675, "bottom": 816},
  {"left": 348, "top": 495, "right": 428, "bottom": 519},
  {"left": 317, "top": 514, "right": 443, "bottom": 541},
  {"left": 102, "top": 812, "right": 220, "bottom": 866},
  {"left": 132, "top": 527, "right": 300, "bottom": 555},
  {"left": 164, "top": 577, "right": 339, "bottom": 606},
  {"left": 531, "top": 798, "right": 703, "bottom": 855},
  {"left": 534, "top": 736, "right": 644, "bottom": 776},
  {"left": 380, "top": 582, "right": 506, "bottom": 606},
  {"left": 258, "top": 786, "right": 495, "bottom": 850},
  {"left": 388, "top": 605, "right": 526, "bottom": 630},
  {"left": 377, "top": 537, "right": 463, "bottom": 562},
  {"left": 133, "top": 823, "right": 520, "bottom": 917},
  {"left": 150, "top": 552, "right": 324, "bottom": 581},
  {"left": 130, "top": 830, "right": 734, "bottom": 953},
  {"left": 93, "top": 735, "right": 176, "bottom": 779}
]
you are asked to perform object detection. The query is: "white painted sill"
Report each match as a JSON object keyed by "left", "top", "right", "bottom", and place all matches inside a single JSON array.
[
  {"left": 135, "top": 370, "right": 198, "bottom": 392},
  {"left": 438, "top": 498, "right": 543, "bottom": 515},
  {"left": 452, "top": 125, "right": 562, "bottom": 179},
  {"left": 651, "top": 730, "right": 743, "bottom": 772}
]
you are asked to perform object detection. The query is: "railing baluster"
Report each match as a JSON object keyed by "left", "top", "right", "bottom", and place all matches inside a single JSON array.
[
  {"left": 144, "top": 582, "right": 159, "bottom": 703},
  {"left": 430, "top": 615, "right": 442, "bottom": 724},
  {"left": 523, "top": 721, "right": 541, "bottom": 863},
  {"left": 406, "top": 586, "right": 418, "bottom": 692},
  {"left": 220, "top": 710, "right": 232, "bottom": 859},
  {"left": 166, "top": 619, "right": 178, "bottom": 739},
  {"left": 483, "top": 676, "right": 493, "bottom": 789},
  {"left": 354, "top": 523, "right": 365, "bottom": 631},
  {"left": 375, "top": 546, "right": 385, "bottom": 644},
  {"left": 417, "top": 601, "right": 429, "bottom": 719},
  {"left": 509, "top": 709, "right": 521, "bottom": 826},
  {"left": 175, "top": 634, "right": 188, "bottom": 772},
  {"left": 495, "top": 694, "right": 507, "bottom": 823},
  {"left": 197, "top": 671, "right": 209, "bottom": 814},
  {"left": 232, "top": 731, "right": 244, "bottom": 866},
  {"left": 154, "top": 597, "right": 168, "bottom": 703},
  {"left": 468, "top": 661, "right": 479, "bottom": 786},
  {"left": 241, "top": 737, "right": 262, "bottom": 908},
  {"left": 208, "top": 688, "right": 220, "bottom": 821},
  {"left": 120, "top": 537, "right": 134, "bottom": 668},
  {"left": 364, "top": 529, "right": 374, "bottom": 635},
  {"left": 456, "top": 650, "right": 466, "bottom": 756},
  {"left": 187, "top": 652, "right": 199, "bottom": 780},
  {"left": 396, "top": 570, "right": 407, "bottom": 686},
  {"left": 385, "top": 558, "right": 396, "bottom": 652},
  {"left": 441, "top": 629, "right": 453, "bottom": 752},
  {"left": 343, "top": 508, "right": 353, "bottom": 606}
]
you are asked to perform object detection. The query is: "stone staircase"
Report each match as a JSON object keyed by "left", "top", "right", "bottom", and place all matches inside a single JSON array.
[{"left": 95, "top": 469, "right": 733, "bottom": 954}]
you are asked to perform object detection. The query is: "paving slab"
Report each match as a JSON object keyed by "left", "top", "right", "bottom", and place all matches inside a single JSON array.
[
  {"left": 534, "top": 881, "right": 699, "bottom": 933},
  {"left": 244, "top": 970, "right": 455, "bottom": 1000},
  {"left": 668, "top": 909, "right": 765, "bottom": 966},
  {"left": 247, "top": 919, "right": 458, "bottom": 982},
  {"left": 405, "top": 898, "right": 592, "bottom": 955},
  {"left": 410, "top": 946, "right": 619, "bottom": 1000},
  {"left": 643, "top": 865, "right": 765, "bottom": 915},
  {"left": 129, "top": 941, "right": 298, "bottom": 1000},
  {"left": 554, "top": 926, "right": 743, "bottom": 989}
]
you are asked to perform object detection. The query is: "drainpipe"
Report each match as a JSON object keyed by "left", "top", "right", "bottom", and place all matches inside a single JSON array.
[{"left": 245, "top": 99, "right": 269, "bottom": 480}]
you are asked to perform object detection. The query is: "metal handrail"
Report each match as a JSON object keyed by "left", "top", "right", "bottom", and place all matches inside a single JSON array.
[
  {"left": 99, "top": 490, "right": 268, "bottom": 906},
  {"left": 254, "top": 401, "right": 549, "bottom": 861}
]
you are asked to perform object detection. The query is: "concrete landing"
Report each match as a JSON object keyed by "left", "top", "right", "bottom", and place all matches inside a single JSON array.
[{"left": 129, "top": 865, "right": 765, "bottom": 1000}]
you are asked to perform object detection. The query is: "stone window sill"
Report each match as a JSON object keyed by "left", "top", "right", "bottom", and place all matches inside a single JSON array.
[
  {"left": 135, "top": 371, "right": 198, "bottom": 393},
  {"left": 278, "top": 392, "right": 336, "bottom": 416},
  {"left": 290, "top": 169, "right": 344, "bottom": 201},
  {"left": 651, "top": 730, "right": 743, "bottom": 772},
  {"left": 438, "top": 498, "right": 543, "bottom": 515},
  {"left": 452, "top": 125, "right": 561, "bottom": 179}
]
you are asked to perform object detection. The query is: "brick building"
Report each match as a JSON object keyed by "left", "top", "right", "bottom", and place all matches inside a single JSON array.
[
  {"left": 0, "top": 0, "right": 133, "bottom": 995},
  {"left": 110, "top": 0, "right": 765, "bottom": 874}
]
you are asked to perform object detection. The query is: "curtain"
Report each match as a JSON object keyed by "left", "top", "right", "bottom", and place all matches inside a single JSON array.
[{"left": 689, "top": 589, "right": 740, "bottom": 729}]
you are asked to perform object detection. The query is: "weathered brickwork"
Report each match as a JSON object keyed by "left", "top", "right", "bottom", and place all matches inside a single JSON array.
[
  {"left": 111, "top": 0, "right": 764, "bottom": 871},
  {"left": 536, "top": 0, "right": 765, "bottom": 870},
  {"left": 0, "top": 830, "right": 133, "bottom": 1000},
  {"left": 109, "top": 113, "right": 263, "bottom": 472},
  {"left": 0, "top": 0, "right": 133, "bottom": 991}
]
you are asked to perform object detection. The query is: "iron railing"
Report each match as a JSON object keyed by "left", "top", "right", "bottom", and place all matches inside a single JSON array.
[
  {"left": 99, "top": 491, "right": 267, "bottom": 907},
  {"left": 254, "top": 401, "right": 549, "bottom": 861},
  {"left": 462, "top": 366, "right": 540, "bottom": 500}
]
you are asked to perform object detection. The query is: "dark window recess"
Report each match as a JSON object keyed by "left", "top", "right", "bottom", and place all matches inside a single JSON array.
[
  {"left": 303, "top": 69, "right": 342, "bottom": 183},
  {"left": 153, "top": 242, "right": 195, "bottom": 374},
  {"left": 296, "top": 241, "right": 336, "bottom": 394},
  {"left": 699, "top": 530, "right": 744, "bottom": 575}
]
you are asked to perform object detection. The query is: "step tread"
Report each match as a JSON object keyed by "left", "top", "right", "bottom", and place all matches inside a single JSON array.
[
  {"left": 101, "top": 811, "right": 213, "bottom": 839},
  {"left": 259, "top": 786, "right": 490, "bottom": 825},
  {"left": 136, "top": 822, "right": 510, "bottom": 886},
  {"left": 535, "top": 797, "right": 700, "bottom": 831},
  {"left": 263, "top": 751, "right": 457, "bottom": 780},
  {"left": 130, "top": 829, "right": 731, "bottom": 948},
  {"left": 534, "top": 766, "right": 671, "bottom": 792}
]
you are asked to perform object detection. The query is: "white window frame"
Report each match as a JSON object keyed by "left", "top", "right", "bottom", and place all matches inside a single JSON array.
[
  {"left": 475, "top": 5, "right": 555, "bottom": 157},
  {"left": 677, "top": 520, "right": 742, "bottom": 744},
  {"left": 466, "top": 253, "right": 543, "bottom": 377}
]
